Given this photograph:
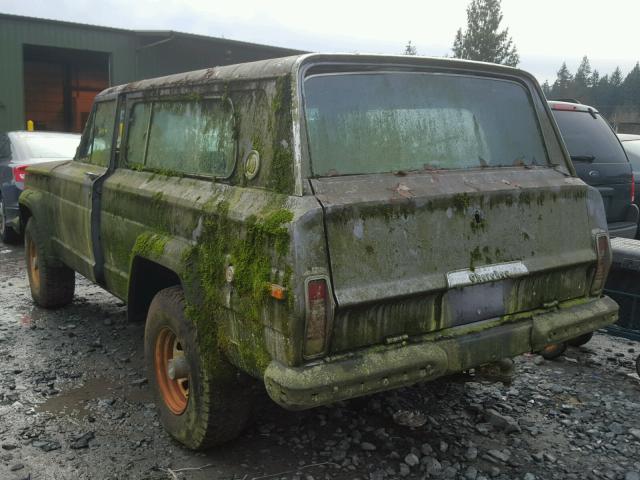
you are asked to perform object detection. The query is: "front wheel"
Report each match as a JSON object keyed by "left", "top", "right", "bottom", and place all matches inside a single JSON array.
[
  {"left": 24, "top": 217, "right": 75, "bottom": 308},
  {"left": 144, "top": 286, "right": 253, "bottom": 450}
]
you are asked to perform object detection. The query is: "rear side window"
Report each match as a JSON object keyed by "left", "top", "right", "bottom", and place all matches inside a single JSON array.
[
  {"left": 126, "top": 98, "right": 235, "bottom": 177},
  {"left": 552, "top": 110, "right": 628, "bottom": 164},
  {"left": 303, "top": 72, "right": 549, "bottom": 176}
]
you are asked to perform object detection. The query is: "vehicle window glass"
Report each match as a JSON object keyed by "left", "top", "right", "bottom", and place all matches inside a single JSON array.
[
  {"left": 89, "top": 101, "right": 116, "bottom": 167},
  {"left": 623, "top": 140, "right": 640, "bottom": 170},
  {"left": 552, "top": 110, "right": 628, "bottom": 164},
  {"left": 16, "top": 135, "right": 79, "bottom": 159},
  {"left": 133, "top": 99, "right": 235, "bottom": 177},
  {"left": 126, "top": 102, "right": 152, "bottom": 166},
  {"left": 303, "top": 72, "right": 549, "bottom": 176}
]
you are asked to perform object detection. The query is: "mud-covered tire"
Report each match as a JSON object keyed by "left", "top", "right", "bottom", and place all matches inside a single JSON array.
[
  {"left": 540, "top": 342, "right": 567, "bottom": 360},
  {"left": 145, "top": 286, "right": 252, "bottom": 450},
  {"left": 24, "top": 217, "right": 75, "bottom": 308},
  {"left": 567, "top": 332, "right": 594, "bottom": 347},
  {"left": 0, "top": 197, "right": 19, "bottom": 244}
]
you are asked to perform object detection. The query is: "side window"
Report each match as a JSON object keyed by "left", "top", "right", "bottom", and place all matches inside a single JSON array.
[
  {"left": 77, "top": 101, "right": 116, "bottom": 166},
  {"left": 89, "top": 101, "right": 116, "bottom": 167},
  {"left": 125, "top": 98, "right": 235, "bottom": 177},
  {"left": 126, "top": 102, "right": 152, "bottom": 166}
]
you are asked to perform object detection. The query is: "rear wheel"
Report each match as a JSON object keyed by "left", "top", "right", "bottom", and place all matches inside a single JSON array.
[
  {"left": 0, "top": 197, "right": 19, "bottom": 244},
  {"left": 567, "top": 332, "right": 593, "bottom": 347},
  {"left": 145, "top": 286, "right": 253, "bottom": 450},
  {"left": 24, "top": 217, "right": 75, "bottom": 308}
]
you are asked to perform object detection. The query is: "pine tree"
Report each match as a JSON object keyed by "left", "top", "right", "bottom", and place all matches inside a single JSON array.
[
  {"left": 623, "top": 62, "right": 640, "bottom": 106},
  {"left": 610, "top": 67, "right": 623, "bottom": 87},
  {"left": 574, "top": 56, "right": 592, "bottom": 88},
  {"left": 542, "top": 80, "right": 551, "bottom": 97},
  {"left": 451, "top": 0, "right": 519, "bottom": 66},
  {"left": 404, "top": 41, "right": 418, "bottom": 56},
  {"left": 551, "top": 62, "right": 574, "bottom": 99}
]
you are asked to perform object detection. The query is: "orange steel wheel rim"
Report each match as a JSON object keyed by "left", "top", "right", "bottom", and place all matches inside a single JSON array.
[
  {"left": 155, "top": 327, "right": 189, "bottom": 415},
  {"left": 28, "top": 238, "right": 40, "bottom": 292}
]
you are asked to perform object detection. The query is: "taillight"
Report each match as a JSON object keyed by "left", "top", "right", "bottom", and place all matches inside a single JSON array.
[
  {"left": 591, "top": 233, "right": 612, "bottom": 295},
  {"left": 631, "top": 173, "right": 635, "bottom": 203},
  {"left": 12, "top": 165, "right": 28, "bottom": 183},
  {"left": 304, "top": 277, "right": 331, "bottom": 358}
]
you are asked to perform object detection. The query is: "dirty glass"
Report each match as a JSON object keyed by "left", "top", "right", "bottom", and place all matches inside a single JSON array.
[
  {"left": 126, "top": 102, "right": 152, "bottom": 166},
  {"left": 140, "top": 99, "right": 235, "bottom": 177},
  {"left": 89, "top": 101, "right": 116, "bottom": 167},
  {"left": 303, "top": 72, "right": 549, "bottom": 176}
]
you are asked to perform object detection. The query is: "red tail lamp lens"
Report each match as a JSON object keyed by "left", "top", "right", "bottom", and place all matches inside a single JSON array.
[
  {"left": 13, "top": 165, "right": 28, "bottom": 183},
  {"left": 304, "top": 279, "right": 329, "bottom": 357},
  {"left": 591, "top": 233, "right": 611, "bottom": 295}
]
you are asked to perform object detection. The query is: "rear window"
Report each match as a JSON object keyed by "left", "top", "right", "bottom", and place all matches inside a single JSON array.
[
  {"left": 126, "top": 98, "right": 235, "bottom": 177},
  {"left": 16, "top": 134, "right": 80, "bottom": 160},
  {"left": 552, "top": 110, "right": 628, "bottom": 164},
  {"left": 303, "top": 72, "right": 549, "bottom": 176},
  {"left": 622, "top": 140, "right": 640, "bottom": 169}
]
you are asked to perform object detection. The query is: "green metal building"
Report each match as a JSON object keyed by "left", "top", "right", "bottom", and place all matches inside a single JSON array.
[{"left": 0, "top": 13, "right": 303, "bottom": 132}]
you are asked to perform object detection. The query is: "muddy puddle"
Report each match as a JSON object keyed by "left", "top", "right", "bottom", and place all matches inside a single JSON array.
[{"left": 36, "top": 377, "right": 153, "bottom": 418}]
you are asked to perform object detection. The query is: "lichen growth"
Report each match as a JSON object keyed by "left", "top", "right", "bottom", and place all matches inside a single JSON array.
[{"left": 131, "top": 232, "right": 169, "bottom": 260}]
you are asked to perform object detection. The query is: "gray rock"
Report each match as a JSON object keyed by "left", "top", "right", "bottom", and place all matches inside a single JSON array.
[
  {"left": 361, "top": 442, "right": 376, "bottom": 451},
  {"left": 404, "top": 453, "right": 419, "bottom": 467},
  {"left": 421, "top": 443, "right": 433, "bottom": 455},
  {"left": 465, "top": 466, "right": 478, "bottom": 480},
  {"left": 524, "top": 474, "right": 536, "bottom": 480},
  {"left": 10, "top": 463, "right": 24, "bottom": 471},
  {"left": 487, "top": 449, "right": 510, "bottom": 463},
  {"left": 625, "top": 473, "right": 640, "bottom": 480},
  {"left": 465, "top": 446, "right": 478, "bottom": 460},
  {"left": 629, "top": 428, "right": 640, "bottom": 441},
  {"left": 484, "top": 408, "right": 521, "bottom": 433}
]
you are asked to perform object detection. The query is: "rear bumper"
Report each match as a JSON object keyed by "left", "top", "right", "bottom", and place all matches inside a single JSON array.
[{"left": 264, "top": 296, "right": 618, "bottom": 410}]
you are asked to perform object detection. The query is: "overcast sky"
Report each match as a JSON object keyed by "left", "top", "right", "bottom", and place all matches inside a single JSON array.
[{"left": 3, "top": 0, "right": 639, "bottom": 83}]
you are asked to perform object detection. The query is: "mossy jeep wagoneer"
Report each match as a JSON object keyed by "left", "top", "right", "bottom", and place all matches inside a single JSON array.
[{"left": 19, "top": 54, "right": 618, "bottom": 449}]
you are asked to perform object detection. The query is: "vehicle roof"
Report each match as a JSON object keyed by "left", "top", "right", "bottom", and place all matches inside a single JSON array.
[
  {"left": 97, "top": 53, "right": 539, "bottom": 99},
  {"left": 547, "top": 100, "right": 600, "bottom": 114},
  {"left": 618, "top": 133, "right": 640, "bottom": 142}
]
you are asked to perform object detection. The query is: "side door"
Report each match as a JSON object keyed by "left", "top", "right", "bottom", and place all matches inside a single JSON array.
[{"left": 50, "top": 99, "right": 116, "bottom": 281}]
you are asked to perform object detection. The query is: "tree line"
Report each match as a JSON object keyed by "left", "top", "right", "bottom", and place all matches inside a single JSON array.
[
  {"left": 403, "top": 0, "right": 639, "bottom": 119},
  {"left": 543, "top": 58, "right": 640, "bottom": 116}
]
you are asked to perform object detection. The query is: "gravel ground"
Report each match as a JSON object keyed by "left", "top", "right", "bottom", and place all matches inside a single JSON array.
[{"left": 1, "top": 241, "right": 640, "bottom": 480}]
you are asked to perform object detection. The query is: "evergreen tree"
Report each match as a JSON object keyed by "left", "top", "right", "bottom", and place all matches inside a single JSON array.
[
  {"left": 404, "top": 41, "right": 418, "bottom": 56},
  {"left": 451, "top": 0, "right": 519, "bottom": 66},
  {"left": 590, "top": 69, "right": 600, "bottom": 88},
  {"left": 541, "top": 80, "right": 551, "bottom": 97},
  {"left": 574, "top": 56, "right": 592, "bottom": 88},
  {"left": 623, "top": 62, "right": 640, "bottom": 106},
  {"left": 610, "top": 67, "right": 623, "bottom": 87},
  {"left": 551, "top": 62, "right": 574, "bottom": 99}
]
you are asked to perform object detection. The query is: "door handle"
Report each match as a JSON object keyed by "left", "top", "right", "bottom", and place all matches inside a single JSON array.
[{"left": 85, "top": 171, "right": 100, "bottom": 181}]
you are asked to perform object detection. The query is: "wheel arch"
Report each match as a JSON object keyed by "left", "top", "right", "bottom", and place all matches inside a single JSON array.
[{"left": 127, "top": 255, "right": 184, "bottom": 323}]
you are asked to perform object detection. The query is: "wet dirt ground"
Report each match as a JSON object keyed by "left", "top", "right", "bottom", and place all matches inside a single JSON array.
[{"left": 1, "top": 241, "right": 640, "bottom": 480}]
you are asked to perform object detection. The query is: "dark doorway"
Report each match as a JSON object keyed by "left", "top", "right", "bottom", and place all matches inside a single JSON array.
[{"left": 23, "top": 45, "right": 110, "bottom": 132}]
